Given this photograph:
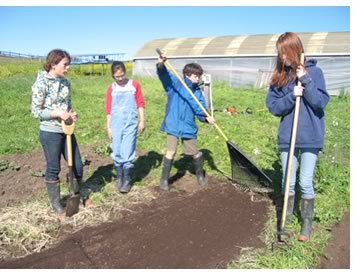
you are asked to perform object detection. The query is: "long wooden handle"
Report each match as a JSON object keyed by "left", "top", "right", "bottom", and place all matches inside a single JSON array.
[
  {"left": 61, "top": 120, "right": 74, "bottom": 167},
  {"left": 156, "top": 48, "right": 229, "bottom": 142},
  {"left": 67, "top": 134, "right": 73, "bottom": 167},
  {"left": 281, "top": 53, "right": 305, "bottom": 230}
]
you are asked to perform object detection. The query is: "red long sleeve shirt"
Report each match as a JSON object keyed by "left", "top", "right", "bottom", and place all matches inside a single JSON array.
[{"left": 106, "top": 80, "right": 145, "bottom": 114}]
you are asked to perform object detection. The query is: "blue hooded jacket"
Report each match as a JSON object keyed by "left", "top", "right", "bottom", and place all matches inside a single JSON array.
[
  {"left": 157, "top": 64, "right": 208, "bottom": 139},
  {"left": 266, "top": 59, "right": 329, "bottom": 150}
]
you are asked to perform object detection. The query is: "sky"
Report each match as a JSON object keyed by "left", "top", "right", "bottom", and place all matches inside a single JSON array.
[{"left": 0, "top": 5, "right": 350, "bottom": 60}]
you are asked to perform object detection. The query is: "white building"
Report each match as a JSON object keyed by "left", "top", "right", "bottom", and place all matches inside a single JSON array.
[{"left": 132, "top": 32, "right": 349, "bottom": 96}]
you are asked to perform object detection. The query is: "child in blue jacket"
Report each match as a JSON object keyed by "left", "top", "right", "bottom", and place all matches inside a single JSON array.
[
  {"left": 266, "top": 32, "right": 329, "bottom": 241},
  {"left": 157, "top": 54, "right": 215, "bottom": 191}
]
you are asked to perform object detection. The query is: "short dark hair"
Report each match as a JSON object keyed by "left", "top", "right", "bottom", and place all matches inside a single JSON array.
[
  {"left": 44, "top": 49, "right": 71, "bottom": 72},
  {"left": 183, "top": 63, "right": 203, "bottom": 77},
  {"left": 111, "top": 61, "right": 126, "bottom": 76}
]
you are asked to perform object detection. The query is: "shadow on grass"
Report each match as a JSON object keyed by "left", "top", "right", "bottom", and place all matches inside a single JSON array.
[
  {"left": 80, "top": 164, "right": 114, "bottom": 198},
  {"left": 168, "top": 148, "right": 220, "bottom": 185},
  {"left": 131, "top": 151, "right": 163, "bottom": 184}
]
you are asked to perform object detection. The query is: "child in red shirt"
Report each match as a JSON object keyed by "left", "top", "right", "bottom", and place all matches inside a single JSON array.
[{"left": 106, "top": 61, "right": 145, "bottom": 193}]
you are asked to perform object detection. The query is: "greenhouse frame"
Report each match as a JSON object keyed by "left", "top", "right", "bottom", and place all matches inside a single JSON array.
[{"left": 132, "top": 31, "right": 349, "bottom": 95}]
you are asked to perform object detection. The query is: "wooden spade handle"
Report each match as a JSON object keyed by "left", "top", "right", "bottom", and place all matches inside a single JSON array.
[
  {"left": 66, "top": 134, "right": 73, "bottom": 167},
  {"left": 61, "top": 120, "right": 75, "bottom": 135},
  {"left": 61, "top": 120, "right": 75, "bottom": 167},
  {"left": 281, "top": 53, "right": 305, "bottom": 230}
]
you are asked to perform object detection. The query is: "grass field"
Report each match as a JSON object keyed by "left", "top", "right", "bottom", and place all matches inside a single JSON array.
[{"left": 0, "top": 59, "right": 350, "bottom": 268}]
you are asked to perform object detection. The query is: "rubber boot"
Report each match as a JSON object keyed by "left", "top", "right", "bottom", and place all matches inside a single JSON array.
[
  {"left": 298, "top": 198, "right": 314, "bottom": 242},
  {"left": 193, "top": 153, "right": 207, "bottom": 186},
  {"left": 160, "top": 157, "right": 173, "bottom": 191},
  {"left": 284, "top": 194, "right": 295, "bottom": 236},
  {"left": 119, "top": 167, "right": 132, "bottom": 193},
  {"left": 285, "top": 194, "right": 295, "bottom": 224},
  {"left": 115, "top": 166, "right": 124, "bottom": 191},
  {"left": 46, "top": 182, "right": 65, "bottom": 214},
  {"left": 275, "top": 195, "right": 283, "bottom": 233},
  {"left": 275, "top": 194, "right": 295, "bottom": 242}
]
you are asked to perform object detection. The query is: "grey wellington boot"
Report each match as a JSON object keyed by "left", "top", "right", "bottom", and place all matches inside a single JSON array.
[
  {"left": 283, "top": 194, "right": 296, "bottom": 236},
  {"left": 193, "top": 153, "right": 207, "bottom": 186},
  {"left": 160, "top": 157, "right": 173, "bottom": 191},
  {"left": 298, "top": 198, "right": 314, "bottom": 242},
  {"left": 275, "top": 195, "right": 283, "bottom": 233},
  {"left": 116, "top": 166, "right": 124, "bottom": 191},
  {"left": 285, "top": 194, "right": 296, "bottom": 225},
  {"left": 46, "top": 183, "right": 65, "bottom": 214},
  {"left": 119, "top": 167, "right": 132, "bottom": 193}
]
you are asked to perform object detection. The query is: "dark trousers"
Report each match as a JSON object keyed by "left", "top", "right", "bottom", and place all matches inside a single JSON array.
[{"left": 39, "top": 130, "right": 83, "bottom": 183}]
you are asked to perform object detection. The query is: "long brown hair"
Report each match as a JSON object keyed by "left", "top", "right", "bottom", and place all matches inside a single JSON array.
[{"left": 270, "top": 32, "right": 305, "bottom": 87}]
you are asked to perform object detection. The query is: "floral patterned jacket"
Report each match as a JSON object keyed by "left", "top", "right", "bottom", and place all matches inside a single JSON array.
[{"left": 31, "top": 71, "right": 71, "bottom": 133}]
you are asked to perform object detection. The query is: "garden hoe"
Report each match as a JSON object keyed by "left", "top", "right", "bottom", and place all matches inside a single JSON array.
[
  {"left": 61, "top": 120, "right": 80, "bottom": 217},
  {"left": 273, "top": 53, "right": 305, "bottom": 249},
  {"left": 156, "top": 48, "right": 272, "bottom": 191}
]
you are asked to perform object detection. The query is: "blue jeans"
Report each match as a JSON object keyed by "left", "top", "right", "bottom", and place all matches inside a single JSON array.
[
  {"left": 280, "top": 148, "right": 319, "bottom": 199},
  {"left": 39, "top": 130, "right": 83, "bottom": 183}
]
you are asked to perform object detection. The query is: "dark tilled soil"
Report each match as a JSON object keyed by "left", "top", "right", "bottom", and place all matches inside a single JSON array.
[
  {"left": 0, "top": 147, "right": 350, "bottom": 268},
  {"left": 0, "top": 149, "right": 46, "bottom": 208},
  {"left": 0, "top": 146, "right": 113, "bottom": 208},
  {"left": 319, "top": 211, "right": 350, "bottom": 269},
  {"left": 0, "top": 181, "right": 268, "bottom": 268}
]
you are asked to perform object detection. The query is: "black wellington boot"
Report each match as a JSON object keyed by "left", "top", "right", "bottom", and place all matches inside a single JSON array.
[
  {"left": 46, "top": 183, "right": 65, "bottom": 214},
  {"left": 120, "top": 167, "right": 132, "bottom": 193},
  {"left": 275, "top": 194, "right": 295, "bottom": 242},
  {"left": 275, "top": 195, "right": 283, "bottom": 234},
  {"left": 285, "top": 194, "right": 295, "bottom": 225},
  {"left": 115, "top": 166, "right": 124, "bottom": 191},
  {"left": 193, "top": 153, "right": 207, "bottom": 187},
  {"left": 284, "top": 194, "right": 295, "bottom": 236},
  {"left": 298, "top": 198, "right": 314, "bottom": 242},
  {"left": 160, "top": 157, "right": 173, "bottom": 191}
]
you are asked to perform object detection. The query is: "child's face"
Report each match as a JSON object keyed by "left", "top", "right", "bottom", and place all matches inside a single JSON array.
[
  {"left": 281, "top": 51, "right": 292, "bottom": 66},
  {"left": 51, "top": 57, "right": 70, "bottom": 78},
  {"left": 187, "top": 73, "right": 201, "bottom": 84},
  {"left": 113, "top": 69, "right": 126, "bottom": 84}
]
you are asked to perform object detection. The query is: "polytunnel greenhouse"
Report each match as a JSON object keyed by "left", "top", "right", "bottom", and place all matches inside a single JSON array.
[{"left": 132, "top": 31, "right": 349, "bottom": 95}]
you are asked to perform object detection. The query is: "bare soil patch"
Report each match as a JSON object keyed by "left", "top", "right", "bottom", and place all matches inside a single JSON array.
[
  {"left": 319, "top": 211, "right": 350, "bottom": 269},
  {"left": 0, "top": 147, "right": 350, "bottom": 268}
]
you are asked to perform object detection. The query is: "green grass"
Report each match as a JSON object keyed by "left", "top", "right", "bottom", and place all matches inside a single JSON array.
[{"left": 0, "top": 60, "right": 350, "bottom": 268}]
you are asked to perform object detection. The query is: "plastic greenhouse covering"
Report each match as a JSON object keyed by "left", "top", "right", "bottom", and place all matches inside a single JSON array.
[{"left": 133, "top": 55, "right": 349, "bottom": 96}]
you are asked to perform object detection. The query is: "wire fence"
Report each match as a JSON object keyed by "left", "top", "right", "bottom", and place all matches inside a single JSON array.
[{"left": 0, "top": 51, "right": 45, "bottom": 60}]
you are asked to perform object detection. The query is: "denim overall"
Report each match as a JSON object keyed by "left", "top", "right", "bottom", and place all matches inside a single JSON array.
[{"left": 110, "top": 80, "right": 138, "bottom": 170}]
